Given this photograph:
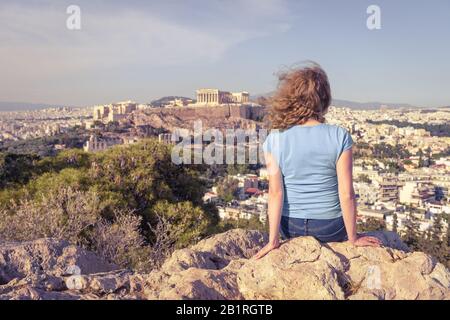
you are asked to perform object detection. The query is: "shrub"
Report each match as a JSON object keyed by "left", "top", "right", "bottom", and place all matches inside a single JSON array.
[
  {"left": 91, "top": 210, "right": 149, "bottom": 270},
  {"left": 0, "top": 187, "right": 101, "bottom": 243}
]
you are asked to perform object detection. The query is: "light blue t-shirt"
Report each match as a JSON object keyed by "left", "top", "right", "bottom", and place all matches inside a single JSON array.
[{"left": 262, "top": 123, "right": 353, "bottom": 219}]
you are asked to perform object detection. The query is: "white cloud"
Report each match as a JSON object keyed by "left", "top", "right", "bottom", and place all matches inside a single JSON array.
[
  {"left": 0, "top": 1, "right": 293, "bottom": 79},
  {"left": 0, "top": 0, "right": 294, "bottom": 104}
]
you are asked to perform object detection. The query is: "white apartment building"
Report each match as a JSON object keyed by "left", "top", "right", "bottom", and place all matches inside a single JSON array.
[
  {"left": 399, "top": 181, "right": 435, "bottom": 205},
  {"left": 93, "top": 101, "right": 137, "bottom": 123}
]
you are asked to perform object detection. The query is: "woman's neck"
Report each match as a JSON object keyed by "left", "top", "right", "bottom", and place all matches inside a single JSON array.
[{"left": 299, "top": 119, "right": 322, "bottom": 127}]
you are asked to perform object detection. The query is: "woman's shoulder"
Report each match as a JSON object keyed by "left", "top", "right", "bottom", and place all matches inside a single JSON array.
[
  {"left": 265, "top": 123, "right": 350, "bottom": 138},
  {"left": 321, "top": 124, "right": 353, "bottom": 148},
  {"left": 322, "top": 123, "right": 347, "bottom": 130},
  {"left": 262, "top": 130, "right": 280, "bottom": 154},
  {"left": 321, "top": 123, "right": 351, "bottom": 136},
  {"left": 264, "top": 129, "right": 281, "bottom": 143}
]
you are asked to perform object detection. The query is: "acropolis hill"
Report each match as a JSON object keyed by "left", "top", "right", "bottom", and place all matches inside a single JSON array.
[
  {"left": 132, "top": 104, "right": 266, "bottom": 132},
  {"left": 91, "top": 89, "right": 267, "bottom": 132}
]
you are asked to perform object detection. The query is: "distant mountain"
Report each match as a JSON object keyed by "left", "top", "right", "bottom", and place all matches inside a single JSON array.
[
  {"left": 150, "top": 96, "right": 194, "bottom": 107},
  {"left": 250, "top": 92, "right": 274, "bottom": 101},
  {"left": 330, "top": 99, "right": 417, "bottom": 110},
  {"left": 2, "top": 97, "right": 429, "bottom": 112},
  {"left": 250, "top": 93, "right": 418, "bottom": 110}
]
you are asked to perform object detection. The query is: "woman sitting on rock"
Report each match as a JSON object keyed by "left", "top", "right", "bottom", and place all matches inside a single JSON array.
[{"left": 255, "top": 62, "right": 381, "bottom": 259}]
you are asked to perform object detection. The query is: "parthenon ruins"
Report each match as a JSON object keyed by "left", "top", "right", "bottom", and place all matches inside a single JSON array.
[{"left": 195, "top": 89, "right": 250, "bottom": 106}]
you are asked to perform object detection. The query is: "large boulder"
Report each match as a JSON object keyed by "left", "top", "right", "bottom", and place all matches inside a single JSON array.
[
  {"left": 0, "top": 229, "right": 448, "bottom": 300},
  {"left": 0, "top": 239, "right": 120, "bottom": 300},
  {"left": 0, "top": 238, "right": 117, "bottom": 282}
]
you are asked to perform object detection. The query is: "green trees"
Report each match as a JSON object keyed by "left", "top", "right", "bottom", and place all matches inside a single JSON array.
[
  {"left": 356, "top": 174, "right": 372, "bottom": 184},
  {"left": 227, "top": 164, "right": 253, "bottom": 176},
  {"left": 216, "top": 177, "right": 240, "bottom": 203},
  {"left": 431, "top": 146, "right": 450, "bottom": 159},
  {"left": 392, "top": 213, "right": 398, "bottom": 233},
  {"left": 0, "top": 139, "right": 217, "bottom": 270},
  {"left": 423, "top": 214, "right": 449, "bottom": 266},
  {"left": 358, "top": 212, "right": 448, "bottom": 268},
  {"left": 372, "top": 142, "right": 411, "bottom": 160},
  {"left": 401, "top": 212, "right": 448, "bottom": 268},
  {"left": 403, "top": 212, "right": 421, "bottom": 249},
  {"left": 0, "top": 153, "right": 40, "bottom": 188},
  {"left": 149, "top": 200, "right": 213, "bottom": 248},
  {"left": 0, "top": 126, "right": 89, "bottom": 157},
  {"left": 217, "top": 215, "right": 266, "bottom": 233},
  {"left": 358, "top": 218, "right": 386, "bottom": 233},
  {"left": 353, "top": 142, "right": 410, "bottom": 173}
]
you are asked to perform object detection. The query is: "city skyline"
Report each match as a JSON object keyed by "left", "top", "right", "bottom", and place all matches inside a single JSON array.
[{"left": 1, "top": 0, "right": 450, "bottom": 107}]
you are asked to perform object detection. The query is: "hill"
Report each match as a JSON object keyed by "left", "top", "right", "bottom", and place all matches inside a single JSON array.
[
  {"left": 250, "top": 93, "right": 418, "bottom": 110},
  {"left": 130, "top": 104, "right": 266, "bottom": 131},
  {"left": 150, "top": 96, "right": 194, "bottom": 108},
  {"left": 331, "top": 99, "right": 417, "bottom": 110}
]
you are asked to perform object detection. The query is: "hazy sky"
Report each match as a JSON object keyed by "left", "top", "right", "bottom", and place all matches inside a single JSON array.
[{"left": 1, "top": 0, "right": 449, "bottom": 107}]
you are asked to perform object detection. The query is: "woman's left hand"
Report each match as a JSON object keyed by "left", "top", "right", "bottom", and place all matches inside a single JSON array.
[{"left": 253, "top": 240, "right": 280, "bottom": 260}]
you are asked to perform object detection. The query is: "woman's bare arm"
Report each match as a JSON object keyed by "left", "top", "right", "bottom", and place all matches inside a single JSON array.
[
  {"left": 336, "top": 147, "right": 381, "bottom": 247},
  {"left": 254, "top": 152, "right": 283, "bottom": 259},
  {"left": 336, "top": 148, "right": 358, "bottom": 242}
]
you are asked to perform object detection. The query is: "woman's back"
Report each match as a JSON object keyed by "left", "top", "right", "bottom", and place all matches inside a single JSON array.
[
  {"left": 263, "top": 123, "right": 353, "bottom": 219},
  {"left": 254, "top": 63, "right": 381, "bottom": 260}
]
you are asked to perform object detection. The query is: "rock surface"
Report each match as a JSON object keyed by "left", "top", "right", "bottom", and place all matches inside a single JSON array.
[{"left": 1, "top": 229, "right": 449, "bottom": 300}]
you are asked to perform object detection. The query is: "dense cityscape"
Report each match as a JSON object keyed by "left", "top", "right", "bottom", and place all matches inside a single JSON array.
[{"left": 1, "top": 94, "right": 449, "bottom": 255}]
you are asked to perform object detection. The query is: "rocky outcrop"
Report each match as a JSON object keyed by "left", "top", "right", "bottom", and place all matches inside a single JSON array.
[
  {"left": 131, "top": 105, "right": 265, "bottom": 132},
  {"left": 1, "top": 229, "right": 449, "bottom": 300},
  {"left": 0, "top": 238, "right": 118, "bottom": 300}
]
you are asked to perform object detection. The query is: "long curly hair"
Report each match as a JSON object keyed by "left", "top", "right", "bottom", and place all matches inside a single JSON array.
[{"left": 269, "top": 62, "right": 331, "bottom": 130}]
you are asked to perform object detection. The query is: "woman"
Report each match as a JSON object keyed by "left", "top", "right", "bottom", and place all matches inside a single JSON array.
[{"left": 254, "top": 63, "right": 381, "bottom": 260}]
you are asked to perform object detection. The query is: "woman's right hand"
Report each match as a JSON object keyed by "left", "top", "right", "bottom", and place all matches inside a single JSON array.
[
  {"left": 349, "top": 234, "right": 382, "bottom": 247},
  {"left": 253, "top": 239, "right": 280, "bottom": 260}
]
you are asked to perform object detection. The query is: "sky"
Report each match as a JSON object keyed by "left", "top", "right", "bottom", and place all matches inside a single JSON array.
[{"left": 0, "top": 0, "right": 449, "bottom": 107}]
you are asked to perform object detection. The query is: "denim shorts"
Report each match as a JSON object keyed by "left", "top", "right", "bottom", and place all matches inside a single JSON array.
[{"left": 280, "top": 215, "right": 347, "bottom": 243}]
